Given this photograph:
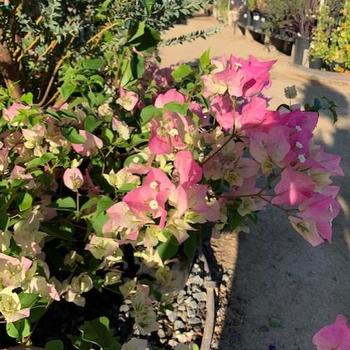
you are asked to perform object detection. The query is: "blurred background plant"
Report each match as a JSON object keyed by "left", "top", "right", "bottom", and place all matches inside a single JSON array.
[
  {"left": 0, "top": 0, "right": 213, "bottom": 104},
  {"left": 310, "top": 0, "right": 349, "bottom": 72}
]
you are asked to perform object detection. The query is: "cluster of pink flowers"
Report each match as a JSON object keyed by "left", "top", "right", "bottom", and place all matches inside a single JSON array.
[{"left": 0, "top": 53, "right": 343, "bottom": 345}]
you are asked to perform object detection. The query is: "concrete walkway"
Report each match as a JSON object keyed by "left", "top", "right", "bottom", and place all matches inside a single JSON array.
[{"left": 160, "top": 17, "right": 350, "bottom": 349}]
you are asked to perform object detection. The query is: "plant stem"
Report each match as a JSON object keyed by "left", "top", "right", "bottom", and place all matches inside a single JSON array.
[
  {"left": 201, "top": 134, "right": 235, "bottom": 165},
  {"left": 0, "top": 41, "right": 22, "bottom": 99}
]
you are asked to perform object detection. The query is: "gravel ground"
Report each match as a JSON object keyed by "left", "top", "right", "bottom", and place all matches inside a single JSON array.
[{"left": 161, "top": 16, "right": 350, "bottom": 350}]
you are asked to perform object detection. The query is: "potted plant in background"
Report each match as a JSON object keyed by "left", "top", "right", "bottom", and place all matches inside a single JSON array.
[
  {"left": 310, "top": 0, "right": 349, "bottom": 72},
  {"left": 262, "top": 0, "right": 297, "bottom": 56},
  {"left": 290, "top": 0, "right": 319, "bottom": 66}
]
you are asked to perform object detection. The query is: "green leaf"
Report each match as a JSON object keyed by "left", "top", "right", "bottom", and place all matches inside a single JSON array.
[
  {"left": 26, "top": 153, "right": 56, "bottom": 169},
  {"left": 19, "top": 293, "right": 38, "bottom": 308},
  {"left": 227, "top": 208, "right": 245, "bottom": 231},
  {"left": 269, "top": 317, "right": 282, "bottom": 328},
  {"left": 120, "top": 59, "right": 133, "bottom": 87},
  {"left": 62, "top": 126, "right": 86, "bottom": 144},
  {"left": 128, "top": 22, "right": 160, "bottom": 51},
  {"left": 157, "top": 235, "right": 179, "bottom": 261},
  {"left": 85, "top": 115, "right": 103, "bottom": 132},
  {"left": 0, "top": 212, "right": 9, "bottom": 231},
  {"left": 18, "top": 193, "right": 33, "bottom": 212},
  {"left": 102, "top": 128, "right": 114, "bottom": 144},
  {"left": 130, "top": 132, "right": 150, "bottom": 147},
  {"left": 171, "top": 64, "right": 193, "bottom": 82},
  {"left": 124, "top": 154, "right": 145, "bottom": 167},
  {"left": 81, "top": 58, "right": 104, "bottom": 70},
  {"left": 96, "top": 196, "right": 113, "bottom": 213},
  {"left": 164, "top": 102, "right": 188, "bottom": 115},
  {"left": 81, "top": 197, "right": 99, "bottom": 212},
  {"left": 184, "top": 232, "right": 198, "bottom": 260},
  {"left": 199, "top": 49, "right": 211, "bottom": 70},
  {"left": 80, "top": 317, "right": 121, "bottom": 350},
  {"left": 40, "top": 223, "right": 76, "bottom": 241},
  {"left": 118, "top": 183, "right": 138, "bottom": 192},
  {"left": 21, "top": 92, "right": 33, "bottom": 105},
  {"left": 131, "top": 54, "right": 145, "bottom": 79},
  {"left": 45, "top": 340, "right": 64, "bottom": 350},
  {"left": 55, "top": 197, "right": 76, "bottom": 211},
  {"left": 6, "top": 319, "right": 31, "bottom": 340},
  {"left": 59, "top": 81, "right": 77, "bottom": 101},
  {"left": 140, "top": 105, "right": 162, "bottom": 125}
]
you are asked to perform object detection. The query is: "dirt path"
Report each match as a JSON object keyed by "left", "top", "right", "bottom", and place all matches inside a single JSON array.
[{"left": 161, "top": 17, "right": 350, "bottom": 350}]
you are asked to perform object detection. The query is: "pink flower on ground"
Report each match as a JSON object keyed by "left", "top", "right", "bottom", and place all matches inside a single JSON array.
[
  {"left": 313, "top": 315, "right": 350, "bottom": 350},
  {"left": 154, "top": 89, "right": 185, "bottom": 108},
  {"left": 117, "top": 88, "right": 139, "bottom": 111},
  {"left": 272, "top": 167, "right": 315, "bottom": 206},
  {"left": 72, "top": 130, "right": 103, "bottom": 157},
  {"left": 174, "top": 151, "right": 202, "bottom": 186},
  {"left": 3, "top": 103, "right": 29, "bottom": 122},
  {"left": 63, "top": 168, "right": 84, "bottom": 192},
  {"left": 211, "top": 95, "right": 235, "bottom": 130}
]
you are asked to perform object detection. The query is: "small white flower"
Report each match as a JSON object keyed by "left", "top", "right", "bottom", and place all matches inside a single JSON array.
[
  {"left": 295, "top": 125, "right": 302, "bottom": 132},
  {"left": 149, "top": 200, "right": 159, "bottom": 210},
  {"left": 298, "top": 154, "right": 306, "bottom": 163},
  {"left": 296, "top": 142, "right": 303, "bottom": 149}
]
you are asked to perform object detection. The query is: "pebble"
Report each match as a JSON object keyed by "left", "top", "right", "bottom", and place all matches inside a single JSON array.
[
  {"left": 193, "top": 292, "right": 207, "bottom": 302},
  {"left": 174, "top": 320, "right": 185, "bottom": 330},
  {"left": 187, "top": 275, "right": 203, "bottom": 285},
  {"left": 166, "top": 310, "right": 177, "bottom": 323},
  {"left": 119, "top": 304, "right": 129, "bottom": 313},
  {"left": 188, "top": 317, "right": 201, "bottom": 325},
  {"left": 116, "top": 258, "right": 210, "bottom": 347},
  {"left": 222, "top": 273, "right": 229, "bottom": 283},
  {"left": 168, "top": 340, "right": 178, "bottom": 347},
  {"left": 158, "top": 329, "right": 166, "bottom": 338},
  {"left": 187, "top": 308, "right": 197, "bottom": 318},
  {"left": 176, "top": 333, "right": 188, "bottom": 343}
]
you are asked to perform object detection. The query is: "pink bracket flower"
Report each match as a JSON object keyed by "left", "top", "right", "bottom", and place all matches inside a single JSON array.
[
  {"left": 72, "top": 130, "right": 103, "bottom": 157},
  {"left": 63, "top": 168, "right": 84, "bottom": 192},
  {"left": 313, "top": 315, "right": 350, "bottom": 350}
]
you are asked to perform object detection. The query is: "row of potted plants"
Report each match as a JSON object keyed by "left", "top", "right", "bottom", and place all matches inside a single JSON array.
[{"left": 237, "top": 0, "right": 350, "bottom": 73}]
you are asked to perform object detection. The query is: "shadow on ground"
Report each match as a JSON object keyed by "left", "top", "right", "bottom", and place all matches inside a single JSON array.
[{"left": 218, "top": 78, "right": 350, "bottom": 350}]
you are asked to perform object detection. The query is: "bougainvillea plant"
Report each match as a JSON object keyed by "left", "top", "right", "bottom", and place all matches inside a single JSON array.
[{"left": 0, "top": 49, "right": 343, "bottom": 349}]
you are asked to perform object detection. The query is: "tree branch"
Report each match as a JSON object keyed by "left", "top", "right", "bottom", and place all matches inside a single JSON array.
[{"left": 0, "top": 41, "right": 22, "bottom": 99}]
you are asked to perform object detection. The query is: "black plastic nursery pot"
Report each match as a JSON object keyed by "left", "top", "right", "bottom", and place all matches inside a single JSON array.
[
  {"left": 251, "top": 10, "right": 262, "bottom": 31},
  {"left": 292, "top": 36, "right": 310, "bottom": 67},
  {"left": 249, "top": 29, "right": 265, "bottom": 44},
  {"left": 270, "top": 36, "right": 294, "bottom": 56},
  {"left": 309, "top": 57, "right": 323, "bottom": 70}
]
